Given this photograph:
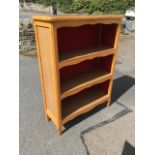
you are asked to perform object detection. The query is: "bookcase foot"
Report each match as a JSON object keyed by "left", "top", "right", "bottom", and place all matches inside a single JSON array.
[
  {"left": 45, "top": 114, "right": 50, "bottom": 122},
  {"left": 107, "top": 99, "right": 111, "bottom": 109},
  {"left": 56, "top": 126, "right": 62, "bottom": 135}
]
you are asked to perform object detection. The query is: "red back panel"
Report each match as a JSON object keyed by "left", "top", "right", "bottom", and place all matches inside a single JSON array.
[
  {"left": 60, "top": 59, "right": 97, "bottom": 79},
  {"left": 57, "top": 24, "right": 100, "bottom": 53},
  {"left": 99, "top": 55, "right": 113, "bottom": 73},
  {"left": 60, "top": 55, "right": 113, "bottom": 79},
  {"left": 101, "top": 24, "right": 117, "bottom": 47},
  {"left": 97, "top": 80, "right": 110, "bottom": 94}
]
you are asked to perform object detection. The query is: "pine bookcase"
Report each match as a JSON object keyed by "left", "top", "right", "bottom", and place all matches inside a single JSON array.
[{"left": 33, "top": 15, "right": 122, "bottom": 134}]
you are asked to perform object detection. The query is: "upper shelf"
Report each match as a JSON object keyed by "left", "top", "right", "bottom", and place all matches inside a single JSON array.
[
  {"left": 59, "top": 46, "right": 115, "bottom": 69},
  {"left": 57, "top": 23, "right": 118, "bottom": 68}
]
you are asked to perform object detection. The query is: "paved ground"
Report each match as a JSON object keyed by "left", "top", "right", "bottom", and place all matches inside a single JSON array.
[
  {"left": 19, "top": 34, "right": 135, "bottom": 155},
  {"left": 84, "top": 112, "right": 134, "bottom": 155}
]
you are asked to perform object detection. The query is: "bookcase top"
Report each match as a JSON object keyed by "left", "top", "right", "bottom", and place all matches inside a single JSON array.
[{"left": 32, "top": 15, "right": 122, "bottom": 22}]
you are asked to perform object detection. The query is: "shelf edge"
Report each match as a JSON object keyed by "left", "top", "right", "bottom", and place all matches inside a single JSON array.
[
  {"left": 59, "top": 48, "right": 115, "bottom": 69},
  {"left": 61, "top": 73, "right": 112, "bottom": 100}
]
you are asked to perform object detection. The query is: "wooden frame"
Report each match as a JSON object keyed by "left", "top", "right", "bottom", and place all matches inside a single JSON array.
[{"left": 33, "top": 15, "right": 122, "bottom": 135}]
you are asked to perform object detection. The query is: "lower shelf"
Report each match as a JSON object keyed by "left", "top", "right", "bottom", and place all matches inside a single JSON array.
[{"left": 62, "top": 83, "right": 110, "bottom": 124}]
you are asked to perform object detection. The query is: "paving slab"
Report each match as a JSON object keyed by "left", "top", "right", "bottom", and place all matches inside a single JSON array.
[{"left": 84, "top": 112, "right": 135, "bottom": 155}]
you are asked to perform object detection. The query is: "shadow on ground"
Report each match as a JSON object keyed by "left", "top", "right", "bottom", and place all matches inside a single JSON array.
[
  {"left": 63, "top": 75, "right": 135, "bottom": 133},
  {"left": 111, "top": 75, "right": 135, "bottom": 103},
  {"left": 122, "top": 141, "right": 135, "bottom": 155}
]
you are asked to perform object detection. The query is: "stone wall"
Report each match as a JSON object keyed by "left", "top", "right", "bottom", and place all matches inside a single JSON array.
[
  {"left": 19, "top": 3, "right": 51, "bottom": 13},
  {"left": 19, "top": 21, "right": 36, "bottom": 53}
]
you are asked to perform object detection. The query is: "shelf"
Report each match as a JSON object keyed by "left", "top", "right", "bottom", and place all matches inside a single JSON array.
[
  {"left": 59, "top": 46, "right": 115, "bottom": 69},
  {"left": 62, "top": 86, "right": 109, "bottom": 124},
  {"left": 61, "top": 69, "right": 111, "bottom": 100}
]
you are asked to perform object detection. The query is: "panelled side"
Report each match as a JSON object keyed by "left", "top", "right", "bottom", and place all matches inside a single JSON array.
[{"left": 34, "top": 22, "right": 59, "bottom": 124}]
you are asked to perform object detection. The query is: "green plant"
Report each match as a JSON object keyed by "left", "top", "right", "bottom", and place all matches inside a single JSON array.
[
  {"left": 58, "top": 0, "right": 74, "bottom": 13},
  {"left": 100, "top": 0, "right": 135, "bottom": 14},
  {"left": 88, "top": 0, "right": 102, "bottom": 14},
  {"left": 71, "top": 0, "right": 90, "bottom": 13},
  {"left": 20, "top": 0, "right": 135, "bottom": 15}
]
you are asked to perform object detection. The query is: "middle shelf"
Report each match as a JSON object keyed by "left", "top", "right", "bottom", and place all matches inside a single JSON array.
[
  {"left": 61, "top": 69, "right": 111, "bottom": 99},
  {"left": 60, "top": 54, "right": 114, "bottom": 100}
]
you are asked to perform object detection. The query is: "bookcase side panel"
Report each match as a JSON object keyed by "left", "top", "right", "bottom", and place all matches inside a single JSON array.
[
  {"left": 107, "top": 23, "right": 121, "bottom": 106},
  {"left": 35, "top": 23, "right": 58, "bottom": 121}
]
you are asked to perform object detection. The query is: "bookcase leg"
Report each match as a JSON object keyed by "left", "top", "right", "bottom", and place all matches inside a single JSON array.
[
  {"left": 44, "top": 108, "right": 50, "bottom": 121},
  {"left": 107, "top": 99, "right": 111, "bottom": 109},
  {"left": 45, "top": 113, "right": 50, "bottom": 122},
  {"left": 56, "top": 125, "right": 62, "bottom": 135}
]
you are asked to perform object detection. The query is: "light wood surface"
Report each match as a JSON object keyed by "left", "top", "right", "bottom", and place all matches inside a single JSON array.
[
  {"left": 33, "top": 15, "right": 122, "bottom": 22},
  {"left": 33, "top": 23, "right": 50, "bottom": 121},
  {"left": 33, "top": 21, "right": 62, "bottom": 133},
  {"left": 33, "top": 15, "right": 121, "bottom": 134},
  {"left": 107, "top": 24, "right": 121, "bottom": 108},
  {"left": 49, "top": 24, "right": 62, "bottom": 134},
  {"left": 59, "top": 46, "right": 115, "bottom": 69}
]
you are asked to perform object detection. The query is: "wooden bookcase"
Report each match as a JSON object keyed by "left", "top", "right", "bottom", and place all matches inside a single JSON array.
[{"left": 33, "top": 15, "right": 122, "bottom": 134}]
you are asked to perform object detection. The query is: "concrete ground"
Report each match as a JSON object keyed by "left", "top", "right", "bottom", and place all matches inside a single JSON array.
[{"left": 19, "top": 33, "right": 135, "bottom": 155}]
